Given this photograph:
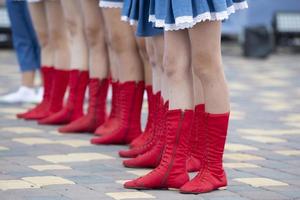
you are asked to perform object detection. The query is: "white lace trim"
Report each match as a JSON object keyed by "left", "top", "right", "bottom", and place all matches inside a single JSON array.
[
  {"left": 99, "top": 1, "right": 123, "bottom": 8},
  {"left": 121, "top": 16, "right": 138, "bottom": 26},
  {"left": 150, "top": 1, "right": 248, "bottom": 31}
]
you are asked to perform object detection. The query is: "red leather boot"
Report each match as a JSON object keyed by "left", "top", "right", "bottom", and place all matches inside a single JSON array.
[
  {"left": 187, "top": 104, "right": 205, "bottom": 172},
  {"left": 38, "top": 70, "right": 89, "bottom": 125},
  {"left": 119, "top": 93, "right": 161, "bottom": 158},
  {"left": 180, "top": 112, "right": 230, "bottom": 194},
  {"left": 58, "top": 78, "right": 109, "bottom": 133},
  {"left": 129, "top": 85, "right": 156, "bottom": 148},
  {"left": 94, "top": 81, "right": 120, "bottom": 136},
  {"left": 124, "top": 109, "right": 193, "bottom": 190},
  {"left": 91, "top": 81, "right": 144, "bottom": 145},
  {"left": 122, "top": 100, "right": 168, "bottom": 167},
  {"left": 24, "top": 69, "right": 69, "bottom": 120},
  {"left": 17, "top": 66, "right": 55, "bottom": 119}
]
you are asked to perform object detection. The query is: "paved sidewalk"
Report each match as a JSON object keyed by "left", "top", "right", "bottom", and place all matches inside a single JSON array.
[{"left": 0, "top": 47, "right": 300, "bottom": 200}]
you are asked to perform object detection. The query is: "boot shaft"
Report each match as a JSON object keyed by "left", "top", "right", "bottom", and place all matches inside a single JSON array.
[
  {"left": 49, "top": 69, "right": 70, "bottom": 112},
  {"left": 41, "top": 66, "right": 54, "bottom": 100},
  {"left": 160, "top": 110, "right": 193, "bottom": 174},
  {"left": 205, "top": 112, "right": 230, "bottom": 173},
  {"left": 190, "top": 104, "right": 205, "bottom": 161},
  {"left": 110, "top": 81, "right": 119, "bottom": 118},
  {"left": 87, "top": 78, "right": 109, "bottom": 116}
]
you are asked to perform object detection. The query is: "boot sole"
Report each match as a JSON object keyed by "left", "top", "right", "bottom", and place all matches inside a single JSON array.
[{"left": 180, "top": 186, "right": 227, "bottom": 194}]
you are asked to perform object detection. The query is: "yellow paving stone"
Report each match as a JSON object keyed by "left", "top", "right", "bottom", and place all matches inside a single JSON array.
[
  {"left": 224, "top": 153, "right": 265, "bottom": 161},
  {"left": 13, "top": 137, "right": 55, "bottom": 145},
  {"left": 225, "top": 143, "right": 258, "bottom": 151},
  {"left": 234, "top": 178, "right": 288, "bottom": 187},
  {"left": 265, "top": 103, "right": 292, "bottom": 112},
  {"left": 285, "top": 122, "right": 300, "bottom": 129},
  {"left": 237, "top": 128, "right": 300, "bottom": 136},
  {"left": 224, "top": 163, "right": 260, "bottom": 169},
  {"left": 29, "top": 165, "right": 72, "bottom": 171},
  {"left": 38, "top": 152, "right": 114, "bottom": 163},
  {"left": 0, "top": 180, "right": 38, "bottom": 191},
  {"left": 48, "top": 130, "right": 63, "bottom": 136},
  {"left": 22, "top": 176, "right": 75, "bottom": 187},
  {"left": 230, "top": 110, "right": 245, "bottom": 120},
  {"left": 275, "top": 150, "right": 300, "bottom": 156},
  {"left": 2, "top": 114, "right": 17, "bottom": 120},
  {"left": 57, "top": 140, "right": 91, "bottom": 147},
  {"left": 127, "top": 170, "right": 152, "bottom": 177},
  {"left": 242, "top": 136, "right": 286, "bottom": 143},
  {"left": 1, "top": 127, "right": 42, "bottom": 134},
  {"left": 115, "top": 180, "right": 130, "bottom": 185},
  {"left": 281, "top": 114, "right": 300, "bottom": 123},
  {"left": 258, "top": 91, "right": 286, "bottom": 99},
  {"left": 0, "top": 107, "right": 26, "bottom": 114},
  {"left": 228, "top": 82, "right": 250, "bottom": 91},
  {"left": 106, "top": 192, "right": 155, "bottom": 200},
  {"left": 0, "top": 146, "right": 9, "bottom": 151}
]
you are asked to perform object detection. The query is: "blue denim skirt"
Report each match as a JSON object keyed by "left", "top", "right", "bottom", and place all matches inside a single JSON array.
[
  {"left": 99, "top": 0, "right": 123, "bottom": 8},
  {"left": 149, "top": 0, "right": 248, "bottom": 31},
  {"left": 122, "top": 0, "right": 163, "bottom": 37}
]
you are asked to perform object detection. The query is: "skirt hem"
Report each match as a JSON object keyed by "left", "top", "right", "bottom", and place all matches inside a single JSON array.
[
  {"left": 149, "top": 1, "right": 248, "bottom": 31},
  {"left": 99, "top": 1, "right": 123, "bottom": 8}
]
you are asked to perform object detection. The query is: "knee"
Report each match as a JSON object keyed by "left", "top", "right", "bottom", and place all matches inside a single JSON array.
[
  {"left": 108, "top": 32, "right": 133, "bottom": 54},
  {"left": 137, "top": 39, "right": 149, "bottom": 62},
  {"left": 48, "top": 28, "right": 65, "bottom": 48},
  {"left": 36, "top": 30, "right": 49, "bottom": 48},
  {"left": 85, "top": 26, "right": 105, "bottom": 48},
  {"left": 192, "top": 50, "right": 222, "bottom": 79},
  {"left": 163, "top": 53, "right": 191, "bottom": 81},
  {"left": 65, "top": 17, "right": 82, "bottom": 37}
]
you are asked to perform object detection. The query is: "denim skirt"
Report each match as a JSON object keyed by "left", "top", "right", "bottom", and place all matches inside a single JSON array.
[
  {"left": 149, "top": 0, "right": 248, "bottom": 31},
  {"left": 122, "top": 0, "right": 163, "bottom": 37}
]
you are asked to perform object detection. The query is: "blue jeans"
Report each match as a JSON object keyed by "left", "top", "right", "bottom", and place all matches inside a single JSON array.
[{"left": 6, "top": 0, "right": 41, "bottom": 72}]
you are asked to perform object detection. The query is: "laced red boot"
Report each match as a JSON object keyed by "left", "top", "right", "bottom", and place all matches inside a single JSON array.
[
  {"left": 17, "top": 66, "right": 55, "bottom": 119},
  {"left": 38, "top": 70, "right": 88, "bottom": 125},
  {"left": 124, "top": 109, "right": 193, "bottom": 190},
  {"left": 58, "top": 78, "right": 109, "bottom": 133},
  {"left": 94, "top": 81, "right": 120, "bottom": 136},
  {"left": 129, "top": 85, "right": 156, "bottom": 148},
  {"left": 187, "top": 104, "right": 205, "bottom": 172},
  {"left": 119, "top": 93, "right": 161, "bottom": 158},
  {"left": 91, "top": 81, "right": 144, "bottom": 145},
  {"left": 180, "top": 112, "right": 230, "bottom": 194},
  {"left": 122, "top": 100, "right": 168, "bottom": 167},
  {"left": 24, "top": 69, "right": 69, "bottom": 120}
]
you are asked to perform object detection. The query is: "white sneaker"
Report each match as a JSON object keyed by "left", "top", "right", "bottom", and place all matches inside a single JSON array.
[
  {"left": 36, "top": 87, "right": 44, "bottom": 103},
  {"left": 0, "top": 86, "right": 40, "bottom": 104}
]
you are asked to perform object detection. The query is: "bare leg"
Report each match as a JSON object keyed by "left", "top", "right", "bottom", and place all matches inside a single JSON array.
[
  {"left": 189, "top": 21, "right": 230, "bottom": 113},
  {"left": 28, "top": 2, "right": 53, "bottom": 67},
  {"left": 45, "top": 0, "right": 70, "bottom": 70},
  {"left": 150, "top": 36, "right": 164, "bottom": 95},
  {"left": 101, "top": 8, "right": 143, "bottom": 83},
  {"left": 136, "top": 37, "right": 150, "bottom": 85},
  {"left": 80, "top": 0, "right": 109, "bottom": 78},
  {"left": 163, "top": 30, "right": 194, "bottom": 110},
  {"left": 193, "top": 72, "right": 205, "bottom": 106},
  {"left": 60, "top": 0, "right": 88, "bottom": 70}
]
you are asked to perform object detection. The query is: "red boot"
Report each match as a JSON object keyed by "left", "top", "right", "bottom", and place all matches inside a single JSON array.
[
  {"left": 180, "top": 112, "right": 230, "bottom": 194},
  {"left": 58, "top": 78, "right": 109, "bottom": 133},
  {"left": 17, "top": 66, "right": 54, "bottom": 119},
  {"left": 122, "top": 100, "right": 168, "bottom": 167},
  {"left": 187, "top": 104, "right": 205, "bottom": 172},
  {"left": 124, "top": 109, "right": 193, "bottom": 190},
  {"left": 129, "top": 85, "right": 156, "bottom": 148},
  {"left": 91, "top": 81, "right": 144, "bottom": 145},
  {"left": 94, "top": 81, "right": 120, "bottom": 136},
  {"left": 24, "top": 69, "right": 69, "bottom": 120},
  {"left": 119, "top": 93, "right": 161, "bottom": 158},
  {"left": 38, "top": 70, "right": 89, "bottom": 125}
]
